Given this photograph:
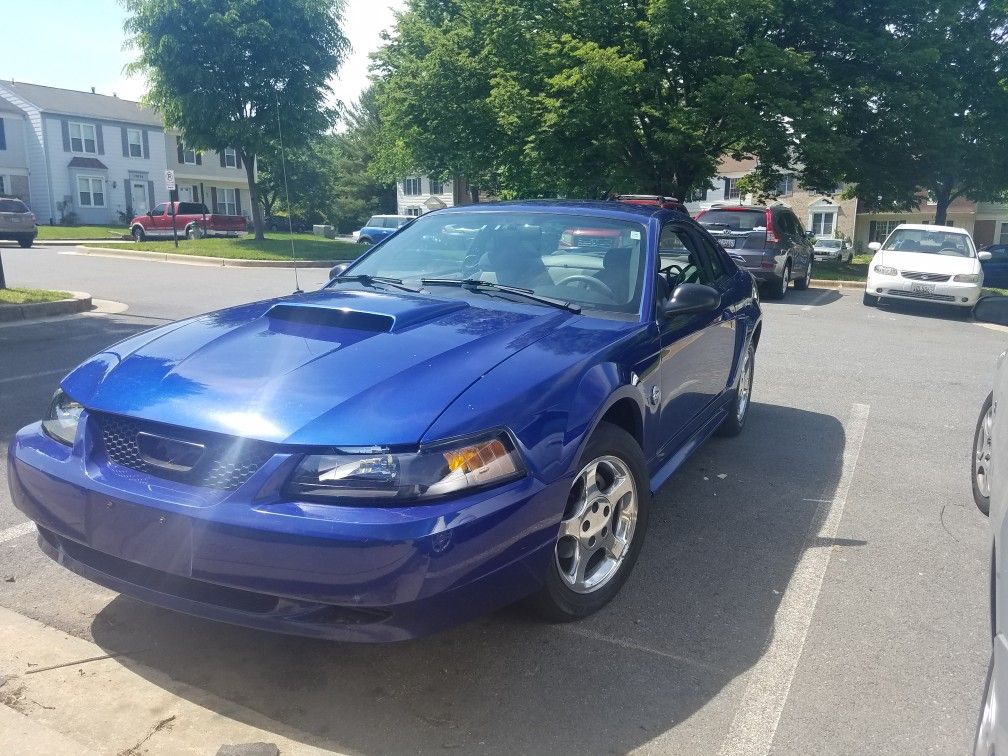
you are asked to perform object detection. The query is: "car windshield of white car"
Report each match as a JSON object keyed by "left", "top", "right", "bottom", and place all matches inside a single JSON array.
[
  {"left": 883, "top": 229, "right": 974, "bottom": 257},
  {"left": 343, "top": 211, "right": 648, "bottom": 315}
]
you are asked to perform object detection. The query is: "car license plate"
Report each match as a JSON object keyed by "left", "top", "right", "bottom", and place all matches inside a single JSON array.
[
  {"left": 721, "top": 238, "right": 735, "bottom": 248},
  {"left": 911, "top": 283, "right": 936, "bottom": 294}
]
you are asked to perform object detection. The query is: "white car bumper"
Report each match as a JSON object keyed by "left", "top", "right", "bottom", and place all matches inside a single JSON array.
[{"left": 866, "top": 271, "right": 982, "bottom": 307}]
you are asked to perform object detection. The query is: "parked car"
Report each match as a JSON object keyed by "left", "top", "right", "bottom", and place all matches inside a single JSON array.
[
  {"left": 352, "top": 214, "right": 412, "bottom": 245},
  {"left": 129, "top": 202, "right": 246, "bottom": 241},
  {"left": 0, "top": 197, "right": 37, "bottom": 248},
  {"left": 813, "top": 237, "right": 852, "bottom": 263},
  {"left": 559, "top": 227, "right": 623, "bottom": 250},
  {"left": 614, "top": 194, "right": 685, "bottom": 210},
  {"left": 695, "top": 204, "right": 814, "bottom": 299},
  {"left": 863, "top": 223, "right": 987, "bottom": 308},
  {"left": 971, "top": 295, "right": 1008, "bottom": 753},
  {"left": 982, "top": 245, "right": 1008, "bottom": 290},
  {"left": 7, "top": 200, "right": 762, "bottom": 642}
]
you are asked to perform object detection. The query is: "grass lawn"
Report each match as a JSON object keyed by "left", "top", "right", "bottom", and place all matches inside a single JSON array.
[
  {"left": 984, "top": 287, "right": 1008, "bottom": 297},
  {"left": 812, "top": 253, "right": 871, "bottom": 282},
  {"left": 37, "top": 225, "right": 126, "bottom": 240},
  {"left": 83, "top": 233, "right": 365, "bottom": 262},
  {"left": 0, "top": 287, "right": 72, "bottom": 304}
]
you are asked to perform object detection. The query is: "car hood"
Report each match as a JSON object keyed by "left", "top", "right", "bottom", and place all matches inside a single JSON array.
[
  {"left": 62, "top": 289, "right": 573, "bottom": 446},
  {"left": 878, "top": 250, "right": 980, "bottom": 274}
]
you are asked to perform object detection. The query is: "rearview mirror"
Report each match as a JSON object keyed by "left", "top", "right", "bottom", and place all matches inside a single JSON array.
[
  {"left": 979, "top": 250, "right": 993, "bottom": 261},
  {"left": 868, "top": 241, "right": 881, "bottom": 251},
  {"left": 663, "top": 283, "right": 720, "bottom": 317},
  {"left": 974, "top": 295, "right": 1008, "bottom": 326},
  {"left": 328, "top": 263, "right": 350, "bottom": 280}
]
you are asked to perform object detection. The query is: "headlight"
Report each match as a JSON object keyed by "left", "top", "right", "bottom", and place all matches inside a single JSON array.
[
  {"left": 954, "top": 273, "right": 981, "bottom": 283},
  {"left": 42, "top": 390, "right": 83, "bottom": 446},
  {"left": 285, "top": 430, "right": 525, "bottom": 502},
  {"left": 873, "top": 265, "right": 898, "bottom": 276}
]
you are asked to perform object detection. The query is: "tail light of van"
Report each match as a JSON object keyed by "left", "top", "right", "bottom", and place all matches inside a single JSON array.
[{"left": 765, "top": 210, "right": 780, "bottom": 243}]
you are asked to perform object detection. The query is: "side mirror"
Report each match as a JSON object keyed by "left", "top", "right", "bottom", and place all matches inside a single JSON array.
[
  {"left": 868, "top": 241, "right": 881, "bottom": 251},
  {"left": 328, "top": 263, "right": 350, "bottom": 280},
  {"left": 663, "top": 283, "right": 721, "bottom": 318},
  {"left": 979, "top": 251, "right": 993, "bottom": 261},
  {"left": 974, "top": 295, "right": 1008, "bottom": 326}
]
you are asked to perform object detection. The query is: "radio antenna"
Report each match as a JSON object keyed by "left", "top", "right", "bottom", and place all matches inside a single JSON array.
[{"left": 273, "top": 86, "right": 302, "bottom": 294}]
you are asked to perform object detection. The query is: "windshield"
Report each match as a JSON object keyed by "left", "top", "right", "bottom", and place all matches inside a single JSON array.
[
  {"left": 0, "top": 199, "right": 29, "bottom": 213},
  {"left": 698, "top": 209, "right": 766, "bottom": 231},
  {"left": 882, "top": 228, "right": 976, "bottom": 257},
  {"left": 816, "top": 239, "right": 841, "bottom": 248},
  {"left": 344, "top": 211, "right": 648, "bottom": 314}
]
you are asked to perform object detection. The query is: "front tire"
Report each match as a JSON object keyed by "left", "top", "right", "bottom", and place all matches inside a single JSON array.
[
  {"left": 719, "top": 342, "right": 755, "bottom": 437},
  {"left": 974, "top": 392, "right": 994, "bottom": 516},
  {"left": 531, "top": 422, "right": 650, "bottom": 622},
  {"left": 863, "top": 292, "right": 877, "bottom": 306},
  {"left": 132, "top": 225, "right": 145, "bottom": 242}
]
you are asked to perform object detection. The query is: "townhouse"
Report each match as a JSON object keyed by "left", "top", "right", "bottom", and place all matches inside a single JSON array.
[
  {"left": 0, "top": 81, "right": 253, "bottom": 225},
  {"left": 396, "top": 175, "right": 474, "bottom": 216}
]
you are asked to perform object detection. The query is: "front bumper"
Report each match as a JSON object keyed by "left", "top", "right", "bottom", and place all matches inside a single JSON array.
[
  {"left": 8, "top": 422, "right": 562, "bottom": 642},
  {"left": 865, "top": 272, "right": 982, "bottom": 306}
]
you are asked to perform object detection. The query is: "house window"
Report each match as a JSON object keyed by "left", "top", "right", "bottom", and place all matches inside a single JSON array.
[
  {"left": 869, "top": 219, "right": 903, "bottom": 243},
  {"left": 224, "top": 148, "right": 237, "bottom": 168},
  {"left": 724, "top": 177, "right": 741, "bottom": 200},
  {"left": 217, "top": 187, "right": 236, "bottom": 215},
  {"left": 70, "top": 122, "right": 97, "bottom": 154},
  {"left": 127, "top": 128, "right": 143, "bottom": 158},
  {"left": 77, "top": 176, "right": 105, "bottom": 207},
  {"left": 776, "top": 174, "right": 794, "bottom": 197},
  {"left": 180, "top": 140, "right": 197, "bottom": 164},
  {"left": 687, "top": 185, "right": 708, "bottom": 202},
  {"left": 403, "top": 177, "right": 422, "bottom": 196},
  {"left": 429, "top": 177, "right": 444, "bottom": 194},
  {"left": 0, "top": 176, "right": 5, "bottom": 194},
  {"left": 405, "top": 207, "right": 422, "bottom": 217},
  {"left": 810, "top": 211, "right": 835, "bottom": 236},
  {"left": 1000, "top": 223, "right": 1008, "bottom": 245}
]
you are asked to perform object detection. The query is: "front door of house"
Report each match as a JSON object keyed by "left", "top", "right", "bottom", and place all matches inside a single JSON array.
[{"left": 131, "top": 182, "right": 148, "bottom": 216}]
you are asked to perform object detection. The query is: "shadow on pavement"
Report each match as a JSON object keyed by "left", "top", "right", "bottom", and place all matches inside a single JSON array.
[
  {"left": 870, "top": 297, "right": 974, "bottom": 322},
  {"left": 764, "top": 287, "right": 843, "bottom": 307},
  {"left": 88, "top": 402, "right": 848, "bottom": 754}
]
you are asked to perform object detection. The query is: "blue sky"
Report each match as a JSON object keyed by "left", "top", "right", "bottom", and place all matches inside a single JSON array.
[{"left": 4, "top": 0, "right": 404, "bottom": 105}]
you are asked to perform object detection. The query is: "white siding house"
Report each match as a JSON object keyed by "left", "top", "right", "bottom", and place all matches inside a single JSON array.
[
  {"left": 165, "top": 132, "right": 254, "bottom": 220},
  {"left": 397, "top": 175, "right": 462, "bottom": 216},
  {"left": 0, "top": 101, "right": 30, "bottom": 202}
]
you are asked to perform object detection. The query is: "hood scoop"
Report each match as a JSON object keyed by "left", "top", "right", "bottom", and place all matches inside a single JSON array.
[{"left": 264, "top": 297, "right": 471, "bottom": 334}]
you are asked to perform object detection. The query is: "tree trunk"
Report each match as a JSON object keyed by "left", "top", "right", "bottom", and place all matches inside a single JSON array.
[
  {"left": 469, "top": 185, "right": 480, "bottom": 204},
  {"left": 242, "top": 150, "right": 265, "bottom": 240},
  {"left": 934, "top": 183, "right": 953, "bottom": 226},
  {"left": 0, "top": 251, "right": 6, "bottom": 289}
]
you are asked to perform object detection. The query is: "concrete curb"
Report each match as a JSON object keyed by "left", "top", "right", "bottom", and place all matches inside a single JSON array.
[
  {"left": 809, "top": 278, "right": 864, "bottom": 290},
  {"left": 34, "top": 238, "right": 129, "bottom": 245},
  {"left": 72, "top": 245, "right": 343, "bottom": 269},
  {"left": 0, "top": 291, "right": 92, "bottom": 323}
]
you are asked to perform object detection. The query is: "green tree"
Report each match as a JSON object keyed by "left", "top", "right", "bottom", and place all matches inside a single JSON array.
[
  {"left": 784, "top": 0, "right": 1008, "bottom": 224},
  {"left": 124, "top": 0, "right": 349, "bottom": 239},
  {"left": 372, "top": 0, "right": 827, "bottom": 200},
  {"left": 257, "top": 138, "right": 340, "bottom": 224}
]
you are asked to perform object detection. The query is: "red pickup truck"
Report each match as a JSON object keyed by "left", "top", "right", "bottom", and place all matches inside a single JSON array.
[{"left": 129, "top": 202, "right": 246, "bottom": 241}]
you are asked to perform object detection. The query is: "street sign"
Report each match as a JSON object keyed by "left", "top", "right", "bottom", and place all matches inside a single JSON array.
[{"left": 165, "top": 169, "right": 176, "bottom": 191}]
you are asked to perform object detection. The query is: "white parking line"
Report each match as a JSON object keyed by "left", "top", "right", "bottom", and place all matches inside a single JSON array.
[
  {"left": 718, "top": 402, "right": 870, "bottom": 756},
  {"left": 0, "top": 368, "right": 71, "bottom": 384},
  {"left": 0, "top": 521, "right": 36, "bottom": 545}
]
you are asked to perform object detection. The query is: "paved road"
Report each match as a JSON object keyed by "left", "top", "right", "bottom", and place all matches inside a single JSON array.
[{"left": 0, "top": 243, "right": 1000, "bottom": 754}]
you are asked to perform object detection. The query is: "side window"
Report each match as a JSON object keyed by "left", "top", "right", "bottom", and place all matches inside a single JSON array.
[
  {"left": 365, "top": 216, "right": 379, "bottom": 228},
  {"left": 658, "top": 223, "right": 722, "bottom": 287},
  {"left": 774, "top": 210, "right": 795, "bottom": 238},
  {"left": 150, "top": 203, "right": 166, "bottom": 217},
  {"left": 790, "top": 212, "right": 808, "bottom": 237}
]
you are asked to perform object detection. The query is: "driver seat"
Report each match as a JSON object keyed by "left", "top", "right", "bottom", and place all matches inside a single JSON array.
[
  {"left": 594, "top": 247, "right": 632, "bottom": 302},
  {"left": 484, "top": 228, "right": 552, "bottom": 289}
]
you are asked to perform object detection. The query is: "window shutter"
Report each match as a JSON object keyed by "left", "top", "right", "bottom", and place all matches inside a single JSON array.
[
  {"left": 195, "top": 151, "right": 202, "bottom": 166},
  {"left": 234, "top": 188, "right": 242, "bottom": 215},
  {"left": 124, "top": 179, "right": 131, "bottom": 213},
  {"left": 722, "top": 178, "right": 729, "bottom": 200},
  {"left": 142, "top": 130, "right": 150, "bottom": 159},
  {"left": 219, "top": 152, "right": 227, "bottom": 168},
  {"left": 177, "top": 140, "right": 184, "bottom": 164},
  {"left": 121, "top": 127, "right": 129, "bottom": 157},
  {"left": 0, "top": 118, "right": 6, "bottom": 150},
  {"left": 147, "top": 181, "right": 155, "bottom": 212},
  {"left": 236, "top": 151, "right": 242, "bottom": 170},
  {"left": 210, "top": 187, "right": 218, "bottom": 213},
  {"left": 61, "top": 119, "right": 71, "bottom": 151},
  {"left": 95, "top": 123, "right": 104, "bottom": 155}
]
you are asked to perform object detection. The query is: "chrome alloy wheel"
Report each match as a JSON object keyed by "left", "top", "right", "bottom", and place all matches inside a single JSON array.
[
  {"left": 780, "top": 266, "right": 790, "bottom": 296},
  {"left": 976, "top": 402, "right": 994, "bottom": 499},
  {"left": 737, "top": 348, "right": 753, "bottom": 423},
  {"left": 555, "top": 456, "right": 638, "bottom": 594}
]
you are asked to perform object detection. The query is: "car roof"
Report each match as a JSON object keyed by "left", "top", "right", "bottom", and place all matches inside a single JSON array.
[
  {"left": 893, "top": 223, "right": 969, "bottom": 234},
  {"left": 436, "top": 199, "right": 689, "bottom": 222}
]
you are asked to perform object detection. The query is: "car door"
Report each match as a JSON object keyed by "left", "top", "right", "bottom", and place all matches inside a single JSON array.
[
  {"left": 146, "top": 203, "right": 167, "bottom": 236},
  {"left": 778, "top": 210, "right": 808, "bottom": 276},
  {"left": 654, "top": 222, "right": 737, "bottom": 456},
  {"left": 985, "top": 246, "right": 1008, "bottom": 288}
]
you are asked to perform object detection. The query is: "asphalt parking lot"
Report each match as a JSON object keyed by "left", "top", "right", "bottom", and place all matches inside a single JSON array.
[{"left": 0, "top": 243, "right": 1001, "bottom": 754}]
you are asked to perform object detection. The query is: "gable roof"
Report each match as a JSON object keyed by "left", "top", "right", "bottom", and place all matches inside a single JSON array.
[{"left": 0, "top": 81, "right": 162, "bottom": 127}]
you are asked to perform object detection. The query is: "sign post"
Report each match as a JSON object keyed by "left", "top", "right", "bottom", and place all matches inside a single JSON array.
[{"left": 165, "top": 170, "right": 179, "bottom": 248}]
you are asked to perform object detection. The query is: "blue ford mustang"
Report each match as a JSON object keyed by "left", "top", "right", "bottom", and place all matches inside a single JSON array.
[{"left": 8, "top": 200, "right": 761, "bottom": 641}]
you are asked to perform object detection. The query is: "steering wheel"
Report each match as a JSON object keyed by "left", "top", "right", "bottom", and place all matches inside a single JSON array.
[
  {"left": 461, "top": 254, "right": 482, "bottom": 278},
  {"left": 555, "top": 274, "right": 616, "bottom": 300},
  {"left": 660, "top": 263, "right": 685, "bottom": 277}
]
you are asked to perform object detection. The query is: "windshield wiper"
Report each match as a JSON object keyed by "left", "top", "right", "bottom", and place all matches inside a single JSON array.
[
  {"left": 332, "top": 274, "right": 422, "bottom": 293},
  {"left": 420, "top": 278, "right": 581, "bottom": 314}
]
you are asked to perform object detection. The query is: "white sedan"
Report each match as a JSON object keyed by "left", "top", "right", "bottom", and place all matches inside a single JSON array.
[{"left": 864, "top": 223, "right": 990, "bottom": 307}]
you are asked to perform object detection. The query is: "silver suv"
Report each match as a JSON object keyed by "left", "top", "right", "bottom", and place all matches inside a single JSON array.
[{"left": 0, "top": 198, "right": 37, "bottom": 248}]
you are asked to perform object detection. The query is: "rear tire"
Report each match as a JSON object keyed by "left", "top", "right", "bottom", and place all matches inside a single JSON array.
[
  {"left": 17, "top": 237, "right": 33, "bottom": 248},
  {"left": 530, "top": 422, "right": 650, "bottom": 622},
  {"left": 132, "top": 225, "right": 145, "bottom": 242},
  {"left": 766, "top": 264, "right": 790, "bottom": 300},
  {"left": 863, "top": 292, "right": 877, "bottom": 306},
  {"left": 358, "top": 236, "right": 372, "bottom": 245},
  {"left": 718, "top": 342, "right": 755, "bottom": 437},
  {"left": 974, "top": 392, "right": 994, "bottom": 517},
  {"left": 794, "top": 258, "right": 811, "bottom": 290}
]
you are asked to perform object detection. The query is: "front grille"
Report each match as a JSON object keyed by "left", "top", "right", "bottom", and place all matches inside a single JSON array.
[
  {"left": 901, "top": 271, "right": 951, "bottom": 282},
  {"left": 95, "top": 413, "right": 274, "bottom": 491},
  {"left": 884, "top": 289, "right": 956, "bottom": 302}
]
